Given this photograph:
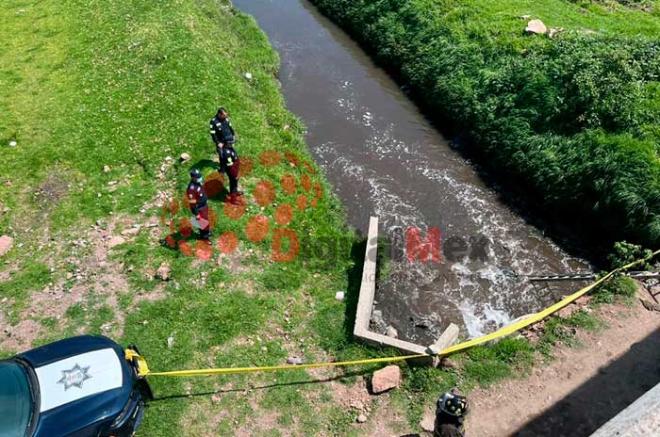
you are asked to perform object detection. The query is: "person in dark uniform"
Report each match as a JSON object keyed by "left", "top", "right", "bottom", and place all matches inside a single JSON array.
[
  {"left": 219, "top": 143, "right": 241, "bottom": 204},
  {"left": 434, "top": 390, "right": 469, "bottom": 437},
  {"left": 186, "top": 169, "right": 210, "bottom": 240},
  {"left": 209, "top": 107, "right": 236, "bottom": 160}
]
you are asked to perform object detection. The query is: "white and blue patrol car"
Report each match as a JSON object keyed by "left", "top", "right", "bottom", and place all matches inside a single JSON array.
[{"left": 0, "top": 336, "right": 152, "bottom": 437}]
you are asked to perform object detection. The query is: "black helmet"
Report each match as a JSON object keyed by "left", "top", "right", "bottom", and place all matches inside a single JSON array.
[
  {"left": 190, "top": 168, "right": 202, "bottom": 180},
  {"left": 217, "top": 107, "right": 227, "bottom": 115},
  {"left": 437, "top": 392, "right": 468, "bottom": 417}
]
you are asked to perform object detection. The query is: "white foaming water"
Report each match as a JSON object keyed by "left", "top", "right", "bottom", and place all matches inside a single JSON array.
[
  {"left": 367, "top": 178, "right": 423, "bottom": 229},
  {"left": 459, "top": 300, "right": 514, "bottom": 338},
  {"left": 362, "top": 111, "right": 373, "bottom": 127},
  {"left": 364, "top": 125, "right": 414, "bottom": 157}
]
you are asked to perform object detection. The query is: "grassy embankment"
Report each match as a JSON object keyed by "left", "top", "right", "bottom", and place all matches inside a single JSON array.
[
  {"left": 0, "top": 0, "right": 654, "bottom": 435},
  {"left": 311, "top": 0, "right": 660, "bottom": 252},
  {"left": 0, "top": 0, "right": 362, "bottom": 434}
]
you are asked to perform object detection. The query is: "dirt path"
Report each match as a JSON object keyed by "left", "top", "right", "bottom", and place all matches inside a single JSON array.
[{"left": 467, "top": 294, "right": 660, "bottom": 437}]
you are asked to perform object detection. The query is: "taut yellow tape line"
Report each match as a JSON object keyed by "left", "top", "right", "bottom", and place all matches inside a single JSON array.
[{"left": 141, "top": 249, "right": 659, "bottom": 378}]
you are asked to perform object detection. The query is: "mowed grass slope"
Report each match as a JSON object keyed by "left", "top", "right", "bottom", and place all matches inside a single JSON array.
[{"left": 311, "top": 0, "right": 660, "bottom": 250}]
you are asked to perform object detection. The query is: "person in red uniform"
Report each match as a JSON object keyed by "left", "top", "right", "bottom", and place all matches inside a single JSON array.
[{"left": 186, "top": 169, "right": 210, "bottom": 240}]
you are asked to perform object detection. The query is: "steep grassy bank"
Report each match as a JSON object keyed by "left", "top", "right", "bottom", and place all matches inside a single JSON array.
[{"left": 310, "top": 0, "right": 660, "bottom": 250}]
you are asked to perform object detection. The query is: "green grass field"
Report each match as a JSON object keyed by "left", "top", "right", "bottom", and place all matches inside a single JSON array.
[
  {"left": 0, "top": 0, "right": 654, "bottom": 435},
  {"left": 0, "top": 0, "right": 362, "bottom": 434}
]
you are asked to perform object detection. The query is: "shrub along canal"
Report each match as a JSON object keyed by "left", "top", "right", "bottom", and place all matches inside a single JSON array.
[{"left": 234, "top": 0, "right": 590, "bottom": 343}]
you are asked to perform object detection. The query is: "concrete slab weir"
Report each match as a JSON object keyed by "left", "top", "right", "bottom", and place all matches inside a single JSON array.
[{"left": 353, "top": 216, "right": 459, "bottom": 364}]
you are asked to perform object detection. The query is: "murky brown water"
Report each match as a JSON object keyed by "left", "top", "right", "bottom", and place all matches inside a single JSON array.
[{"left": 233, "top": 0, "right": 591, "bottom": 343}]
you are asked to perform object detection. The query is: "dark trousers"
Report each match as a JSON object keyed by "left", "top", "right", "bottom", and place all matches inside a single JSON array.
[
  {"left": 228, "top": 172, "right": 238, "bottom": 194},
  {"left": 197, "top": 205, "right": 210, "bottom": 239}
]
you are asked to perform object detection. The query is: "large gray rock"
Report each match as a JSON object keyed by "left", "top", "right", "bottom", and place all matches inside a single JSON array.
[
  {"left": 107, "top": 236, "right": 126, "bottom": 248},
  {"left": 371, "top": 365, "right": 401, "bottom": 394},
  {"left": 156, "top": 263, "right": 171, "bottom": 281},
  {"left": 420, "top": 413, "right": 435, "bottom": 433},
  {"left": 0, "top": 235, "right": 13, "bottom": 257},
  {"left": 525, "top": 19, "right": 547, "bottom": 35}
]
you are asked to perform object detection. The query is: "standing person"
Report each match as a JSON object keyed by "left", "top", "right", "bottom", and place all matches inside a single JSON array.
[
  {"left": 219, "top": 142, "right": 241, "bottom": 205},
  {"left": 209, "top": 107, "right": 236, "bottom": 161},
  {"left": 186, "top": 169, "right": 210, "bottom": 240},
  {"left": 434, "top": 390, "right": 469, "bottom": 437}
]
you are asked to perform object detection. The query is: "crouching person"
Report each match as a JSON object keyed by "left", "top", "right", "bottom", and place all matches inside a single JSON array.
[{"left": 434, "top": 389, "right": 468, "bottom": 437}]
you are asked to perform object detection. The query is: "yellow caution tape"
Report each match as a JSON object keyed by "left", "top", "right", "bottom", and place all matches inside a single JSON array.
[
  {"left": 125, "top": 348, "right": 151, "bottom": 376},
  {"left": 131, "top": 249, "right": 659, "bottom": 378}
]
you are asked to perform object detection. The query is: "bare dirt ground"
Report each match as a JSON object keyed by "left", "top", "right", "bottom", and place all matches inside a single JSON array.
[
  {"left": 0, "top": 215, "right": 166, "bottom": 352},
  {"left": 466, "top": 291, "right": 660, "bottom": 437}
]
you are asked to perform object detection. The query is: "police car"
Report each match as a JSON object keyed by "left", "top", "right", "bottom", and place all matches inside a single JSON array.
[{"left": 0, "top": 335, "right": 152, "bottom": 437}]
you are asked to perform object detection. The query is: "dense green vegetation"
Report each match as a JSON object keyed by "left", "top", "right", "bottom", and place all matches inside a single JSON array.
[{"left": 311, "top": 0, "right": 660, "bottom": 249}]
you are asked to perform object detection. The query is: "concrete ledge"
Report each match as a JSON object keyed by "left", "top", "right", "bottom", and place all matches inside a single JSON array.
[
  {"left": 590, "top": 382, "right": 660, "bottom": 436},
  {"left": 353, "top": 216, "right": 458, "bottom": 361}
]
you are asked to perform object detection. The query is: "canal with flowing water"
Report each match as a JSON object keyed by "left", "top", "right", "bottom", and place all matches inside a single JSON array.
[{"left": 233, "top": 0, "right": 591, "bottom": 344}]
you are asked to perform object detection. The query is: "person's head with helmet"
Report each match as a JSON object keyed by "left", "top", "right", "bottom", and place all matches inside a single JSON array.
[
  {"left": 434, "top": 389, "right": 468, "bottom": 437},
  {"left": 190, "top": 168, "right": 203, "bottom": 183}
]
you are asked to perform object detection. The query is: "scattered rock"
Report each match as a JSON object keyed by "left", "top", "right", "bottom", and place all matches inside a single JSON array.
[
  {"left": 371, "top": 365, "right": 401, "bottom": 394},
  {"left": 575, "top": 295, "right": 593, "bottom": 306},
  {"left": 107, "top": 236, "right": 126, "bottom": 248},
  {"left": 643, "top": 276, "right": 658, "bottom": 286},
  {"left": 103, "top": 165, "right": 111, "bottom": 173},
  {"left": 530, "top": 320, "right": 545, "bottom": 332},
  {"left": 211, "top": 393, "right": 222, "bottom": 404},
  {"left": 349, "top": 400, "right": 364, "bottom": 410},
  {"left": 335, "top": 291, "right": 345, "bottom": 301},
  {"left": 244, "top": 72, "right": 253, "bottom": 80},
  {"left": 287, "top": 356, "right": 304, "bottom": 365},
  {"left": 371, "top": 309, "right": 386, "bottom": 331},
  {"left": 548, "top": 27, "right": 564, "bottom": 38},
  {"left": 167, "top": 335, "right": 175, "bottom": 349},
  {"left": 356, "top": 414, "right": 368, "bottom": 424},
  {"left": 438, "top": 357, "right": 459, "bottom": 370},
  {"left": 420, "top": 413, "right": 435, "bottom": 433},
  {"left": 525, "top": 19, "right": 547, "bottom": 35},
  {"left": 0, "top": 235, "right": 14, "bottom": 257},
  {"left": 8, "top": 140, "right": 17, "bottom": 147},
  {"left": 386, "top": 325, "right": 398, "bottom": 338},
  {"left": 640, "top": 299, "right": 660, "bottom": 312},
  {"left": 556, "top": 304, "right": 579, "bottom": 319},
  {"left": 121, "top": 226, "right": 140, "bottom": 237},
  {"left": 415, "top": 318, "right": 432, "bottom": 329},
  {"left": 179, "top": 152, "right": 191, "bottom": 162},
  {"left": 155, "top": 263, "right": 171, "bottom": 281},
  {"left": 145, "top": 217, "right": 159, "bottom": 228}
]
